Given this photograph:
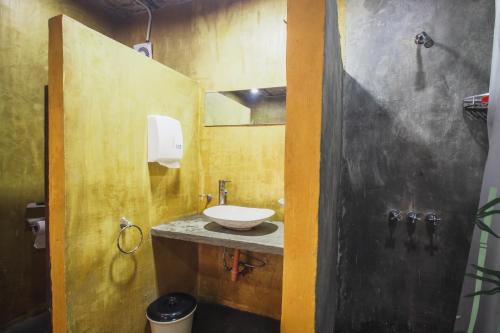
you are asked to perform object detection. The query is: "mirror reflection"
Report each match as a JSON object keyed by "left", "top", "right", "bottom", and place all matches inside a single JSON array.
[{"left": 204, "top": 87, "right": 286, "bottom": 126}]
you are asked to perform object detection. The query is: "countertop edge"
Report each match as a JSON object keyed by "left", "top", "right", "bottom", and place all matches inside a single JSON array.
[{"left": 151, "top": 218, "right": 284, "bottom": 256}]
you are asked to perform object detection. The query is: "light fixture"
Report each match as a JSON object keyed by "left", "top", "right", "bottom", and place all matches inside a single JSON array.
[{"left": 250, "top": 88, "right": 260, "bottom": 94}]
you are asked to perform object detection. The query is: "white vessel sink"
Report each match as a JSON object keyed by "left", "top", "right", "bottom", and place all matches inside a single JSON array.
[{"left": 203, "top": 205, "right": 275, "bottom": 231}]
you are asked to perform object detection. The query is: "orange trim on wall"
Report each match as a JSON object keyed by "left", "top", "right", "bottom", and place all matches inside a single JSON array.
[
  {"left": 281, "top": 0, "right": 326, "bottom": 332},
  {"left": 48, "top": 15, "right": 67, "bottom": 333}
]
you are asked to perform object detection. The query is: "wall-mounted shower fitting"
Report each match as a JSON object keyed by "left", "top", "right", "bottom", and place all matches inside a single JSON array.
[
  {"left": 415, "top": 31, "right": 434, "bottom": 48},
  {"left": 406, "top": 211, "right": 421, "bottom": 239},
  {"left": 388, "top": 210, "right": 402, "bottom": 236},
  {"left": 425, "top": 212, "right": 441, "bottom": 240}
]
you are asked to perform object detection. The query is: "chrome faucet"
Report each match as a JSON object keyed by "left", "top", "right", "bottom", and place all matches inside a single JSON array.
[
  {"left": 415, "top": 31, "right": 434, "bottom": 48},
  {"left": 218, "top": 180, "right": 231, "bottom": 205}
]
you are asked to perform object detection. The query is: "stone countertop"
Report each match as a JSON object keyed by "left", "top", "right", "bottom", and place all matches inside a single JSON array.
[{"left": 151, "top": 215, "right": 283, "bottom": 255}]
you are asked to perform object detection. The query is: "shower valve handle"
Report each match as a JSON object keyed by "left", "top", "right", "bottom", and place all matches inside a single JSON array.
[
  {"left": 387, "top": 209, "right": 401, "bottom": 236},
  {"left": 425, "top": 213, "right": 442, "bottom": 234},
  {"left": 415, "top": 31, "right": 434, "bottom": 48},
  {"left": 388, "top": 209, "right": 402, "bottom": 224},
  {"left": 406, "top": 212, "right": 421, "bottom": 224},
  {"left": 406, "top": 212, "right": 420, "bottom": 237}
]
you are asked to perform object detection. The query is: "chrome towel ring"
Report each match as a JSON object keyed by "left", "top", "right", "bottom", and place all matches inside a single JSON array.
[{"left": 117, "top": 217, "right": 143, "bottom": 254}]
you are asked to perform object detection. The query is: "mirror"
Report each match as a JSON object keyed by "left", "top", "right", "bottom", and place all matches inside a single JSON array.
[{"left": 204, "top": 87, "right": 286, "bottom": 126}]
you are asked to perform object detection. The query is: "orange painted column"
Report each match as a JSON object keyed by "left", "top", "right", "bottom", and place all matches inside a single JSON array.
[
  {"left": 48, "top": 15, "right": 67, "bottom": 333},
  {"left": 281, "top": 0, "right": 326, "bottom": 332}
]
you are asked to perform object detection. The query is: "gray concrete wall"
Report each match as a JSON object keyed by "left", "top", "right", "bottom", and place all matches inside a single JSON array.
[
  {"left": 337, "top": 1, "right": 494, "bottom": 332},
  {"left": 316, "top": 0, "right": 343, "bottom": 331}
]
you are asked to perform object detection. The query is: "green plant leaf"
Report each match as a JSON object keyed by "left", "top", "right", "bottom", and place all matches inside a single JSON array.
[
  {"left": 477, "top": 198, "right": 500, "bottom": 214},
  {"left": 465, "top": 273, "right": 500, "bottom": 285},
  {"left": 474, "top": 218, "right": 500, "bottom": 238},
  {"left": 466, "top": 198, "right": 500, "bottom": 298},
  {"left": 477, "top": 210, "right": 500, "bottom": 218},
  {"left": 465, "top": 287, "right": 500, "bottom": 297},
  {"left": 471, "top": 264, "right": 500, "bottom": 279}
]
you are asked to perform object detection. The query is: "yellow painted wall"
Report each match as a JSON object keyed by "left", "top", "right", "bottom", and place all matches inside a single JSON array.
[
  {"left": 250, "top": 96, "right": 286, "bottom": 125},
  {"left": 115, "top": 0, "right": 287, "bottom": 91},
  {"left": 336, "top": 0, "right": 346, "bottom": 61},
  {"left": 200, "top": 125, "right": 285, "bottom": 219},
  {"left": 114, "top": 0, "right": 287, "bottom": 218},
  {"left": 0, "top": 0, "right": 115, "bottom": 325},
  {"left": 48, "top": 15, "right": 201, "bottom": 333},
  {"left": 204, "top": 92, "right": 251, "bottom": 126},
  {"left": 115, "top": 0, "right": 287, "bottom": 318},
  {"left": 281, "top": 0, "right": 326, "bottom": 332}
]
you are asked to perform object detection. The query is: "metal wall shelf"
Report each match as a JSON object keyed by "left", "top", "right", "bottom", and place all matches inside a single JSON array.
[{"left": 464, "top": 93, "right": 489, "bottom": 120}]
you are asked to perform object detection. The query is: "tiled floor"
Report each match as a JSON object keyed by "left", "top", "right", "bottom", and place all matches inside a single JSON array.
[{"left": 193, "top": 303, "right": 280, "bottom": 333}]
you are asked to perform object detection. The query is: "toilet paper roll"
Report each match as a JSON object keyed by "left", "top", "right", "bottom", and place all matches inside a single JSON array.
[{"left": 32, "top": 220, "right": 46, "bottom": 249}]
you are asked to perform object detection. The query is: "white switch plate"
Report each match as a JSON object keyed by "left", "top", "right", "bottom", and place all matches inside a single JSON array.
[{"left": 133, "top": 42, "right": 153, "bottom": 58}]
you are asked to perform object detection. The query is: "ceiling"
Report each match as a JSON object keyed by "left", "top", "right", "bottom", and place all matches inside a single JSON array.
[{"left": 84, "top": 0, "right": 192, "bottom": 18}]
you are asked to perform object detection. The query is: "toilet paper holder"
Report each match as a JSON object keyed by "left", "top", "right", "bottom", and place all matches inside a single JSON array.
[
  {"left": 26, "top": 217, "right": 45, "bottom": 228},
  {"left": 27, "top": 217, "right": 46, "bottom": 250},
  {"left": 26, "top": 202, "right": 47, "bottom": 250},
  {"left": 117, "top": 217, "right": 143, "bottom": 254}
]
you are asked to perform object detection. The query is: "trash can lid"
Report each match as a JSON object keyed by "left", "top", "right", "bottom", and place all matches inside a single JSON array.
[{"left": 147, "top": 293, "right": 197, "bottom": 322}]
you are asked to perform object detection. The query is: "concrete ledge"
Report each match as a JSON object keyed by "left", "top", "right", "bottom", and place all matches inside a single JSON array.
[{"left": 151, "top": 215, "right": 284, "bottom": 255}]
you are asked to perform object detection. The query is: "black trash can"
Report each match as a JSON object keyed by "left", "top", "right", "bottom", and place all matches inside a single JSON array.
[{"left": 146, "top": 293, "right": 197, "bottom": 333}]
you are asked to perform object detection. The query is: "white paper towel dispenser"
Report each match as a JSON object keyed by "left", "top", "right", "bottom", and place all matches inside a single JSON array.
[{"left": 148, "top": 115, "right": 183, "bottom": 168}]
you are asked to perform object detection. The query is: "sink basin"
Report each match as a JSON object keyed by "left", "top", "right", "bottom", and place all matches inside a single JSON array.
[{"left": 203, "top": 205, "right": 275, "bottom": 230}]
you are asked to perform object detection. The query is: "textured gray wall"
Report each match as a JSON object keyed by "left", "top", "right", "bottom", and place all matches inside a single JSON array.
[
  {"left": 316, "top": 0, "right": 343, "bottom": 332},
  {"left": 337, "top": 1, "right": 494, "bottom": 332}
]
